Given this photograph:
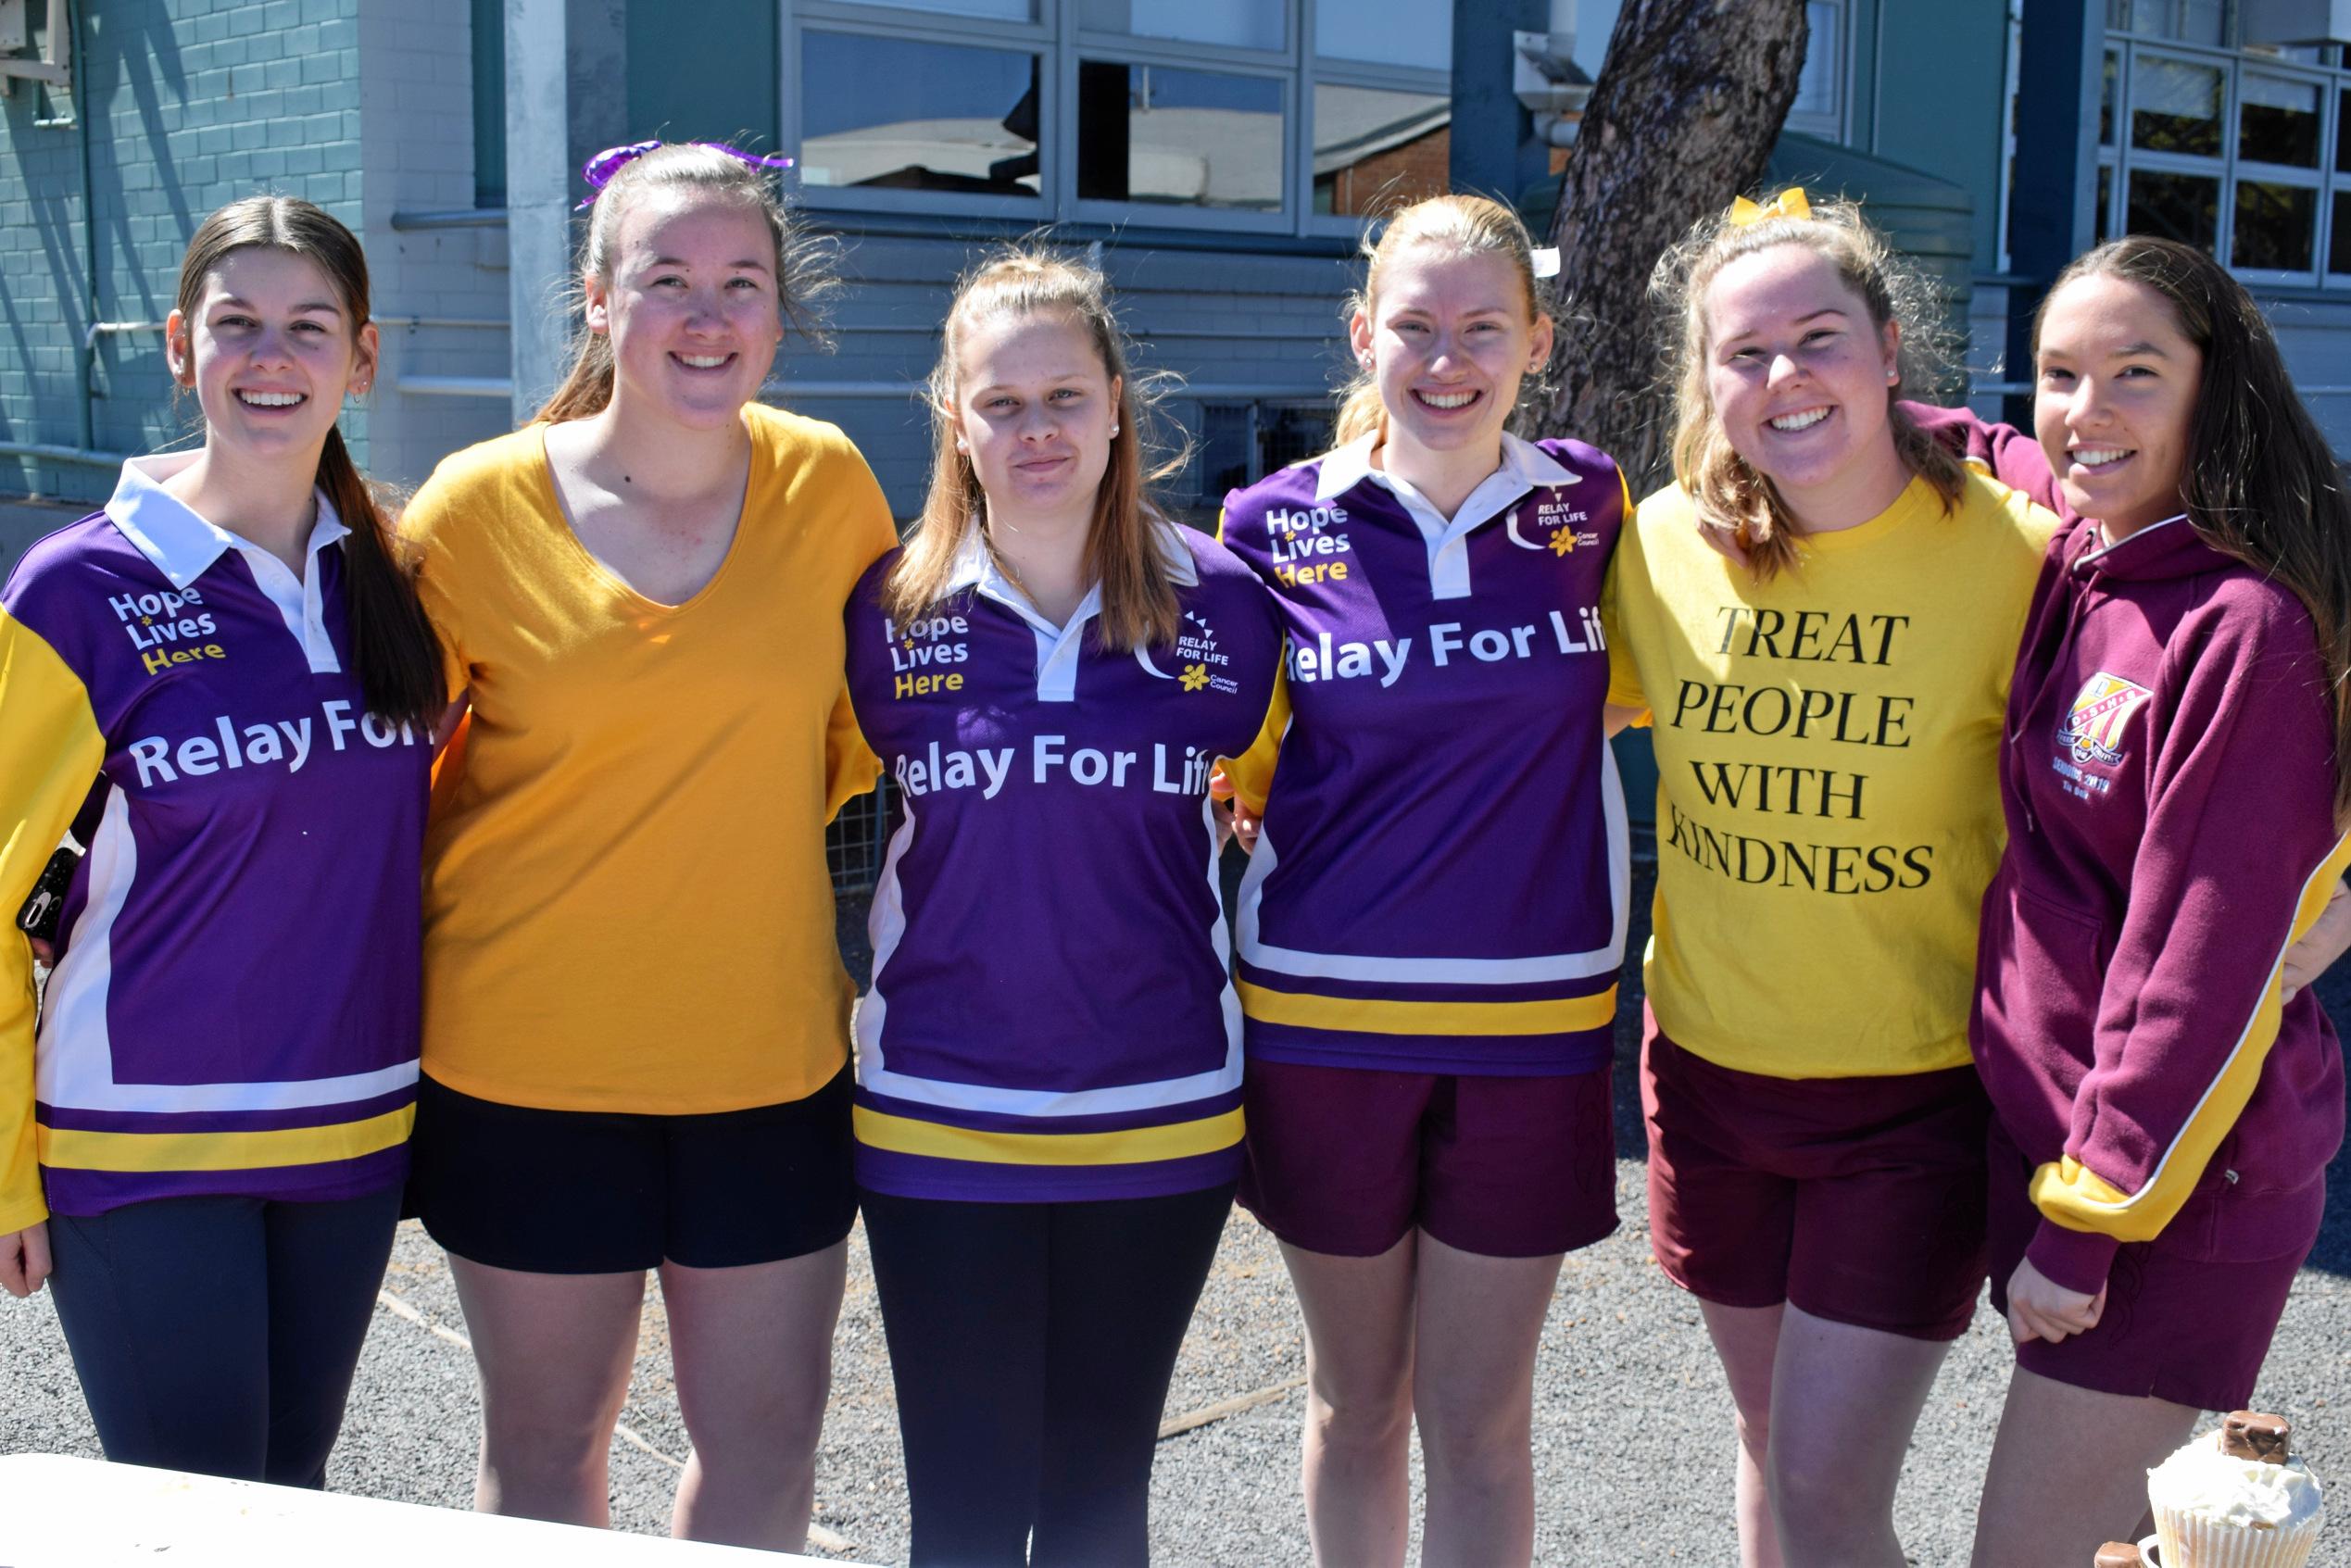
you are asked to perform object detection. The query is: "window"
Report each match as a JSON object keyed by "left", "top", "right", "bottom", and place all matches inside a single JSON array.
[
  {"left": 799, "top": 32, "right": 1043, "bottom": 197},
  {"left": 2108, "top": 0, "right": 2224, "bottom": 45},
  {"left": 1081, "top": 0, "right": 1283, "bottom": 53},
  {"left": 1785, "top": 1, "right": 1846, "bottom": 139},
  {"left": 781, "top": 0, "right": 1452, "bottom": 235},
  {"left": 1313, "top": 82, "right": 1451, "bottom": 217},
  {"left": 833, "top": 0, "right": 1035, "bottom": 19},
  {"left": 1314, "top": 0, "right": 1452, "bottom": 72},
  {"left": 1075, "top": 63, "right": 1283, "bottom": 210},
  {"left": 2099, "top": 19, "right": 2351, "bottom": 287}
]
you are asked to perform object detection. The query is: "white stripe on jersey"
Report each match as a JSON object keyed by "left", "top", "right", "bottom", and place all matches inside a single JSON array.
[
  {"left": 856, "top": 787, "right": 1245, "bottom": 1120},
  {"left": 1237, "top": 731, "right": 1632, "bottom": 986},
  {"left": 36, "top": 786, "right": 421, "bottom": 1114}
]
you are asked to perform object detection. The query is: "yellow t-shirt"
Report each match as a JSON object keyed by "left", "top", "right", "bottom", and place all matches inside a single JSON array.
[
  {"left": 403, "top": 404, "right": 898, "bottom": 1112},
  {"left": 1604, "top": 472, "right": 2056, "bottom": 1078}
]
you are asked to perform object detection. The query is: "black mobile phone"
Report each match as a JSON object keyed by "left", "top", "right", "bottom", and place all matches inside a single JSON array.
[{"left": 16, "top": 847, "right": 81, "bottom": 947}]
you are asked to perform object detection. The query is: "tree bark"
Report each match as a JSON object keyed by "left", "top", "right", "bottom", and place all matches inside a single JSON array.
[{"left": 1539, "top": 0, "right": 1810, "bottom": 491}]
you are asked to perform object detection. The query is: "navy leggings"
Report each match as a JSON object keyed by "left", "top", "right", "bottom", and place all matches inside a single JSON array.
[
  {"left": 45, "top": 1186, "right": 402, "bottom": 1487},
  {"left": 861, "top": 1184, "right": 1235, "bottom": 1567}
]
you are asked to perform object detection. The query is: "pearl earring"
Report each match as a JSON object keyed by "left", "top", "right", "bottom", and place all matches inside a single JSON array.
[
  {"left": 1109, "top": 422, "right": 1120, "bottom": 437},
  {"left": 955, "top": 440, "right": 968, "bottom": 454}
]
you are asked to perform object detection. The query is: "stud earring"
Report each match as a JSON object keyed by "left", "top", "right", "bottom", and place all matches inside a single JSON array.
[
  {"left": 1109, "top": 422, "right": 1120, "bottom": 437},
  {"left": 955, "top": 440, "right": 968, "bottom": 454}
]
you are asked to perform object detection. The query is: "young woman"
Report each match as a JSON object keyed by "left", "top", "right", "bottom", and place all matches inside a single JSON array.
[
  {"left": 841, "top": 249, "right": 1283, "bottom": 1566},
  {"left": 0, "top": 195, "right": 443, "bottom": 1486},
  {"left": 1214, "top": 194, "right": 1629, "bottom": 1568},
  {"left": 397, "top": 143, "right": 895, "bottom": 1550},
  {"left": 1603, "top": 193, "right": 2059, "bottom": 1568},
  {"left": 1966, "top": 237, "right": 2351, "bottom": 1567}
]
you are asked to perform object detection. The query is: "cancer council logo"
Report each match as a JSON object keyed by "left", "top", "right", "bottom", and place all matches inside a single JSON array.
[{"left": 2056, "top": 671, "right": 2155, "bottom": 767}]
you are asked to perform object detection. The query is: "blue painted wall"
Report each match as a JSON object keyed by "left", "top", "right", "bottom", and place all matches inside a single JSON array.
[{"left": 0, "top": 0, "right": 366, "bottom": 504}]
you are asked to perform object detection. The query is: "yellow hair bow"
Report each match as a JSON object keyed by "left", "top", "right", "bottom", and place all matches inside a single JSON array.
[{"left": 1729, "top": 187, "right": 1812, "bottom": 227}]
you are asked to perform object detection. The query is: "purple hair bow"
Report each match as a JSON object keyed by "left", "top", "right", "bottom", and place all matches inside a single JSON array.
[{"left": 577, "top": 140, "right": 797, "bottom": 208}]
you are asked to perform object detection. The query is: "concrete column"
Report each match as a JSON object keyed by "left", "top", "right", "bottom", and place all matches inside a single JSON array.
[{"left": 505, "top": 0, "right": 572, "bottom": 425}]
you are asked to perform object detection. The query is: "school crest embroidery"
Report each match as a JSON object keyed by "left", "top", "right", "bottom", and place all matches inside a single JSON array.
[{"left": 2056, "top": 671, "right": 2155, "bottom": 767}]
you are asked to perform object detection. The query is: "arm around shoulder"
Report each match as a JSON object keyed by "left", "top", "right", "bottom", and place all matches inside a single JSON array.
[{"left": 0, "top": 600, "right": 109, "bottom": 1235}]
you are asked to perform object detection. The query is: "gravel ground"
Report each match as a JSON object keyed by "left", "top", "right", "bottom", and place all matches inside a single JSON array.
[{"left": 8, "top": 853, "right": 2351, "bottom": 1565}]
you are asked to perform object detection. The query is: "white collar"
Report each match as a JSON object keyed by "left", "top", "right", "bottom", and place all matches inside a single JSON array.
[
  {"left": 946, "top": 515, "right": 1199, "bottom": 702},
  {"left": 2086, "top": 511, "right": 2189, "bottom": 559},
  {"left": 105, "top": 451, "right": 349, "bottom": 591},
  {"left": 944, "top": 514, "right": 1201, "bottom": 599},
  {"left": 1313, "top": 430, "right": 1578, "bottom": 504}
]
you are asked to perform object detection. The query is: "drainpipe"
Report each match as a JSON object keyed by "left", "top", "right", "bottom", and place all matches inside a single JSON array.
[{"left": 63, "top": 0, "right": 97, "bottom": 455}]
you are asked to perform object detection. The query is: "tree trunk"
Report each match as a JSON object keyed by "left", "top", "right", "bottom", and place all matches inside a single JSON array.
[{"left": 1539, "top": 0, "right": 1809, "bottom": 491}]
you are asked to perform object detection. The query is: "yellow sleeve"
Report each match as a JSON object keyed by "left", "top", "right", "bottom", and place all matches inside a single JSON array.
[
  {"left": 1219, "top": 663, "right": 1289, "bottom": 816},
  {"left": 0, "top": 610, "right": 107, "bottom": 1233},
  {"left": 396, "top": 475, "right": 473, "bottom": 710},
  {"left": 1600, "top": 546, "right": 1647, "bottom": 715},
  {"left": 816, "top": 432, "right": 896, "bottom": 822},
  {"left": 825, "top": 684, "right": 880, "bottom": 822}
]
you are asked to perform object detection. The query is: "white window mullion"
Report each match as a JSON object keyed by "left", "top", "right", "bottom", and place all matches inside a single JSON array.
[{"left": 1050, "top": 0, "right": 1077, "bottom": 223}]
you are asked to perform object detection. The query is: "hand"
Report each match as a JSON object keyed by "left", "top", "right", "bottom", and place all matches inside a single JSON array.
[
  {"left": 2005, "top": 1257, "right": 2105, "bottom": 1346},
  {"left": 1208, "top": 765, "right": 1261, "bottom": 854},
  {"left": 2282, "top": 881, "right": 2351, "bottom": 1003},
  {"left": 28, "top": 936, "right": 54, "bottom": 967},
  {"left": 0, "top": 1223, "right": 51, "bottom": 1298}
]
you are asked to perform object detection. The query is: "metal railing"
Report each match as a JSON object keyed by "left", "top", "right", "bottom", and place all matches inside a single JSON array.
[{"left": 827, "top": 775, "right": 897, "bottom": 896}]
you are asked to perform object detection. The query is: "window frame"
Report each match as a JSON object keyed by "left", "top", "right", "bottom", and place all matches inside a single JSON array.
[
  {"left": 1784, "top": 0, "right": 1849, "bottom": 142},
  {"left": 784, "top": 4, "right": 1057, "bottom": 222},
  {"left": 2099, "top": 20, "right": 2351, "bottom": 292},
  {"left": 778, "top": 0, "right": 1451, "bottom": 238}
]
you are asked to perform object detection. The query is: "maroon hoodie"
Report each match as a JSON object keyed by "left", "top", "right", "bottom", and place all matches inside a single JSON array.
[{"left": 1973, "top": 508, "right": 2348, "bottom": 1293}]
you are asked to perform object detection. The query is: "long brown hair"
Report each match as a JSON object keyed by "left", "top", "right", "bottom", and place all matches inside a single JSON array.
[
  {"left": 884, "top": 247, "right": 1181, "bottom": 653},
  {"left": 2035, "top": 236, "right": 2351, "bottom": 818},
  {"left": 172, "top": 196, "right": 443, "bottom": 728},
  {"left": 1653, "top": 194, "right": 1966, "bottom": 582},
  {"left": 535, "top": 143, "right": 835, "bottom": 424},
  {"left": 1331, "top": 193, "right": 1553, "bottom": 446}
]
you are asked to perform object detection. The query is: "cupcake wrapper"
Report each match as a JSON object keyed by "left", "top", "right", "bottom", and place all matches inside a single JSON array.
[{"left": 2151, "top": 1502, "right": 2323, "bottom": 1568}]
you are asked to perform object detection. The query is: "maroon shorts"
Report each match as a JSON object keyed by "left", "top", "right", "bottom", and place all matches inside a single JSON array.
[
  {"left": 1236, "top": 1058, "right": 1618, "bottom": 1260},
  {"left": 1986, "top": 1118, "right": 2320, "bottom": 1411},
  {"left": 1641, "top": 1013, "right": 1990, "bottom": 1341}
]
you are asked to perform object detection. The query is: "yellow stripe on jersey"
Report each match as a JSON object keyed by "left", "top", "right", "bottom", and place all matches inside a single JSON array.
[
  {"left": 2030, "top": 827, "right": 2351, "bottom": 1244},
  {"left": 0, "top": 610, "right": 109, "bottom": 1233},
  {"left": 1221, "top": 664, "right": 1289, "bottom": 816},
  {"left": 1238, "top": 979, "right": 1618, "bottom": 1036},
  {"left": 38, "top": 1106, "right": 416, "bottom": 1173},
  {"left": 852, "top": 1106, "right": 1244, "bottom": 1167}
]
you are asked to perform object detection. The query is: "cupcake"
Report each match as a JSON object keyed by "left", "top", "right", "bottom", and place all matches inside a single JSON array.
[{"left": 2145, "top": 1411, "right": 2324, "bottom": 1568}]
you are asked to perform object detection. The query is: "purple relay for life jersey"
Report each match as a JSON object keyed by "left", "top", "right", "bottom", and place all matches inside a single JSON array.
[
  {"left": 4, "top": 457, "right": 429, "bottom": 1217},
  {"left": 1219, "top": 433, "right": 1631, "bottom": 1076},
  {"left": 843, "top": 523, "right": 1284, "bottom": 1202}
]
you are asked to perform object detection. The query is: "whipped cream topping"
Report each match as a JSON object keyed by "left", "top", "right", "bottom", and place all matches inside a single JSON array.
[{"left": 2148, "top": 1429, "right": 2324, "bottom": 1530}]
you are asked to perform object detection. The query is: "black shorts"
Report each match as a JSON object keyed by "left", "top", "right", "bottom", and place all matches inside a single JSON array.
[{"left": 409, "top": 1067, "right": 858, "bottom": 1273}]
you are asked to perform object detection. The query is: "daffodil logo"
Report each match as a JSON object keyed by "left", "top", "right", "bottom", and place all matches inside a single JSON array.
[
  {"left": 1549, "top": 525, "right": 1578, "bottom": 556},
  {"left": 1180, "top": 663, "right": 1211, "bottom": 692}
]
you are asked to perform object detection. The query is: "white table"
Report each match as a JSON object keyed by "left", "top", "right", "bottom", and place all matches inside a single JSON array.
[{"left": 0, "top": 1454, "right": 859, "bottom": 1566}]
